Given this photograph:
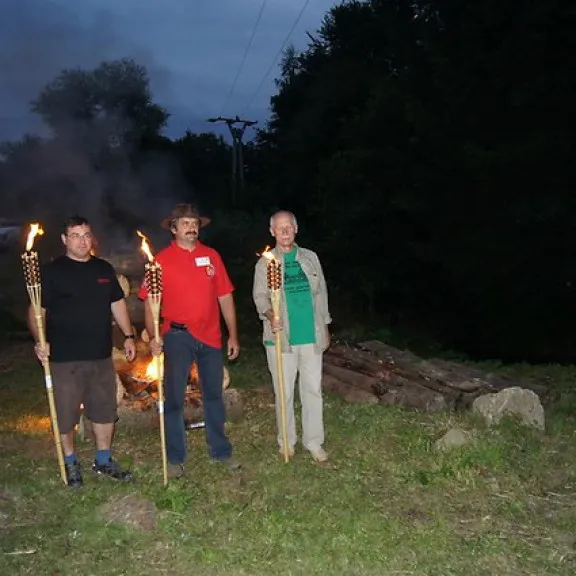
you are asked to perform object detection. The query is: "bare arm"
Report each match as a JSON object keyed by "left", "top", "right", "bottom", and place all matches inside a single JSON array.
[
  {"left": 111, "top": 299, "right": 136, "bottom": 361},
  {"left": 218, "top": 293, "right": 240, "bottom": 360},
  {"left": 218, "top": 293, "right": 238, "bottom": 340},
  {"left": 142, "top": 299, "right": 163, "bottom": 356},
  {"left": 143, "top": 299, "right": 155, "bottom": 339},
  {"left": 111, "top": 299, "right": 133, "bottom": 336}
]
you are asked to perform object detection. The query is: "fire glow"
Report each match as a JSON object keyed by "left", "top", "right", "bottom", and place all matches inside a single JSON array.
[
  {"left": 137, "top": 230, "right": 154, "bottom": 262},
  {"left": 257, "top": 245, "right": 274, "bottom": 260},
  {"left": 25, "top": 223, "right": 44, "bottom": 252},
  {"left": 145, "top": 354, "right": 164, "bottom": 381}
]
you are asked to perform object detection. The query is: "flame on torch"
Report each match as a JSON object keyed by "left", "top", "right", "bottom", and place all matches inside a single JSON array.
[
  {"left": 257, "top": 245, "right": 274, "bottom": 259},
  {"left": 260, "top": 245, "right": 282, "bottom": 291},
  {"left": 25, "top": 223, "right": 44, "bottom": 252},
  {"left": 137, "top": 230, "right": 154, "bottom": 262},
  {"left": 138, "top": 230, "right": 162, "bottom": 298}
]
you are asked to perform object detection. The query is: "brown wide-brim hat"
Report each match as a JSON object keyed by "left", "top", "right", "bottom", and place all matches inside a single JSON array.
[{"left": 161, "top": 203, "right": 211, "bottom": 230}]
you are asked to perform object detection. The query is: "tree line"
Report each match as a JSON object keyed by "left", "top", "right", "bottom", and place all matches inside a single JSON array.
[{"left": 1, "top": 0, "right": 574, "bottom": 361}]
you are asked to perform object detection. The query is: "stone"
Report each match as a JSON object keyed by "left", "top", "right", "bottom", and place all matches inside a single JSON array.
[
  {"left": 434, "top": 427, "right": 474, "bottom": 451},
  {"left": 472, "top": 386, "right": 545, "bottom": 430}
]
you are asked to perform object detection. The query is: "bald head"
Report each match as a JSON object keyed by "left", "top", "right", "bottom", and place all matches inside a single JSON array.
[
  {"left": 269, "top": 210, "right": 298, "bottom": 230},
  {"left": 269, "top": 210, "right": 298, "bottom": 252}
]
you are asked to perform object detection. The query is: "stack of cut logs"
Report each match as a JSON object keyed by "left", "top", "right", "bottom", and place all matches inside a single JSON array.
[{"left": 322, "top": 341, "right": 549, "bottom": 412}]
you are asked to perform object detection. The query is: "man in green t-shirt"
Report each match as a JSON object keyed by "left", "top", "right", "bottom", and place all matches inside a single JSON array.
[{"left": 253, "top": 211, "right": 332, "bottom": 462}]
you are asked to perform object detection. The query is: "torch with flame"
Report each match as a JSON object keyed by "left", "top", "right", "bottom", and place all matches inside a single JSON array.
[
  {"left": 261, "top": 247, "right": 290, "bottom": 463},
  {"left": 137, "top": 230, "right": 168, "bottom": 485},
  {"left": 21, "top": 224, "right": 67, "bottom": 484}
]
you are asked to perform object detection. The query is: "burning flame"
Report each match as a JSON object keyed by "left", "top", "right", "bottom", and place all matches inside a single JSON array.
[
  {"left": 145, "top": 354, "right": 164, "bottom": 381},
  {"left": 137, "top": 230, "right": 154, "bottom": 262},
  {"left": 25, "top": 223, "right": 44, "bottom": 252},
  {"left": 257, "top": 245, "right": 274, "bottom": 260}
]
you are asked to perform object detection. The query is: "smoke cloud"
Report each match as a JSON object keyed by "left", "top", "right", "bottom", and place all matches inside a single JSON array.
[
  {"left": 0, "top": 0, "right": 183, "bottom": 254},
  {"left": 0, "top": 0, "right": 172, "bottom": 139}
]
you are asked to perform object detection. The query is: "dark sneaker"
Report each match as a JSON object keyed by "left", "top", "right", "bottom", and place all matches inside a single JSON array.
[
  {"left": 65, "top": 462, "right": 83, "bottom": 489},
  {"left": 92, "top": 458, "right": 133, "bottom": 482},
  {"left": 167, "top": 463, "right": 185, "bottom": 479},
  {"left": 214, "top": 456, "right": 242, "bottom": 472}
]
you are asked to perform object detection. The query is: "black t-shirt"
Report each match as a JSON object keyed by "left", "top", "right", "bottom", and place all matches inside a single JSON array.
[{"left": 41, "top": 256, "right": 124, "bottom": 362}]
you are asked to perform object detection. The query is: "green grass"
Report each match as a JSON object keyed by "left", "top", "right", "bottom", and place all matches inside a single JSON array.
[{"left": 1, "top": 341, "right": 575, "bottom": 575}]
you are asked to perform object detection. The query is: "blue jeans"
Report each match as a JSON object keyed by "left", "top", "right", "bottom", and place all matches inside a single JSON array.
[{"left": 163, "top": 328, "right": 232, "bottom": 464}]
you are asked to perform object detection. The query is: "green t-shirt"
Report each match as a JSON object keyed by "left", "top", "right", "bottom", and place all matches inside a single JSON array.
[
  {"left": 284, "top": 249, "right": 316, "bottom": 345},
  {"left": 264, "top": 249, "right": 316, "bottom": 347}
]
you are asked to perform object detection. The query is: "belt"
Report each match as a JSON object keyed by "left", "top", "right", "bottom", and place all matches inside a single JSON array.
[{"left": 170, "top": 322, "right": 188, "bottom": 331}]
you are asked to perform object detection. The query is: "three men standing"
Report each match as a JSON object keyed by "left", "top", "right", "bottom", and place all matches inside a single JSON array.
[
  {"left": 253, "top": 211, "right": 332, "bottom": 462},
  {"left": 30, "top": 206, "right": 329, "bottom": 487}
]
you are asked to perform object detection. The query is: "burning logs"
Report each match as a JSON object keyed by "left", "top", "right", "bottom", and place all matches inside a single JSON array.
[
  {"left": 114, "top": 351, "right": 199, "bottom": 409},
  {"left": 322, "top": 341, "right": 549, "bottom": 412},
  {"left": 113, "top": 346, "right": 232, "bottom": 417}
]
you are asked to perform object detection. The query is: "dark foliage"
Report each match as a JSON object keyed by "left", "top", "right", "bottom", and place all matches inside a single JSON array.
[
  {"left": 250, "top": 0, "right": 576, "bottom": 362},
  {"left": 1, "top": 2, "right": 575, "bottom": 361}
]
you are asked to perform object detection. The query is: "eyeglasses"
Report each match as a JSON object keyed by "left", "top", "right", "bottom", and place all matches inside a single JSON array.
[{"left": 67, "top": 233, "right": 94, "bottom": 241}]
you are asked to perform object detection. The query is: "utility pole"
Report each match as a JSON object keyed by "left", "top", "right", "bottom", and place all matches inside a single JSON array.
[{"left": 207, "top": 115, "right": 257, "bottom": 206}]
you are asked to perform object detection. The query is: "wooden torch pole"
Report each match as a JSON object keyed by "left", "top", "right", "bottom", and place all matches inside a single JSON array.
[
  {"left": 267, "top": 256, "right": 290, "bottom": 463},
  {"left": 146, "top": 263, "right": 169, "bottom": 486},
  {"left": 22, "top": 251, "right": 67, "bottom": 485}
]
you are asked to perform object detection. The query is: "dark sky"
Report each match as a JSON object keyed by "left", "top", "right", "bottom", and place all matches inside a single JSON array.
[{"left": 0, "top": 0, "right": 337, "bottom": 142}]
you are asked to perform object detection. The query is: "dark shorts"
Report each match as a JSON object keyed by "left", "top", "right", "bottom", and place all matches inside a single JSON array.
[{"left": 51, "top": 358, "right": 118, "bottom": 434}]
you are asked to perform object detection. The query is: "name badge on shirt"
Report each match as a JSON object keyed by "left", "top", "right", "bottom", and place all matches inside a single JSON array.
[{"left": 195, "top": 257, "right": 211, "bottom": 267}]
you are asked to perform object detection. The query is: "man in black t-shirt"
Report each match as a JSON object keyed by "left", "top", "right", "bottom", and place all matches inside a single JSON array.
[{"left": 29, "top": 216, "right": 137, "bottom": 488}]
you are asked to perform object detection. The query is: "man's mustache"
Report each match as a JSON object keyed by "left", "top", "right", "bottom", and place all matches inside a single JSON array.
[{"left": 185, "top": 231, "right": 198, "bottom": 236}]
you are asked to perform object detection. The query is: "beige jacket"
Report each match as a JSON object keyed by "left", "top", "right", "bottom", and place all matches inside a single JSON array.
[{"left": 253, "top": 245, "right": 332, "bottom": 353}]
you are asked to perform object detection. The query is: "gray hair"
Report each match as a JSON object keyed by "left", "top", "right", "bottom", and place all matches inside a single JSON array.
[{"left": 269, "top": 210, "right": 298, "bottom": 229}]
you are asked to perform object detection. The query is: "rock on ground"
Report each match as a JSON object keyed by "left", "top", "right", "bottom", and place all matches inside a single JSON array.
[
  {"left": 472, "top": 386, "right": 545, "bottom": 430},
  {"left": 434, "top": 427, "right": 474, "bottom": 451}
]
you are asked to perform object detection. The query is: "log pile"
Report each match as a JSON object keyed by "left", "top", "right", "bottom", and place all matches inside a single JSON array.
[{"left": 322, "top": 340, "right": 549, "bottom": 412}]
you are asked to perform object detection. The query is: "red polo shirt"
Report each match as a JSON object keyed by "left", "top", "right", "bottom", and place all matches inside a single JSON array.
[{"left": 138, "top": 241, "right": 234, "bottom": 348}]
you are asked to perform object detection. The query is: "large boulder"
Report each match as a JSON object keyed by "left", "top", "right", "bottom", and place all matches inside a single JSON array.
[{"left": 472, "top": 387, "right": 545, "bottom": 430}]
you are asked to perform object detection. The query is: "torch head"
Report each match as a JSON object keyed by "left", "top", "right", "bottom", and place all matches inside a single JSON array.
[
  {"left": 266, "top": 257, "right": 282, "bottom": 291},
  {"left": 145, "top": 263, "right": 163, "bottom": 297},
  {"left": 138, "top": 230, "right": 163, "bottom": 297},
  {"left": 21, "top": 252, "right": 41, "bottom": 286},
  {"left": 260, "top": 247, "right": 282, "bottom": 291}
]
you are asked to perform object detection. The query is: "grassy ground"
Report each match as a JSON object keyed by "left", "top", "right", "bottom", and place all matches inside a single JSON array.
[{"left": 0, "top": 339, "right": 575, "bottom": 575}]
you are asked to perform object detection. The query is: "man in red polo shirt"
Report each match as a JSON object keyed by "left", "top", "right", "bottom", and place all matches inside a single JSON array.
[{"left": 138, "top": 204, "right": 240, "bottom": 478}]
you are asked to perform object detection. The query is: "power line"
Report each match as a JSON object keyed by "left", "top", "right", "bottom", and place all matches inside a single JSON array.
[
  {"left": 219, "top": 0, "right": 268, "bottom": 117},
  {"left": 206, "top": 116, "right": 258, "bottom": 206},
  {"left": 241, "top": 0, "right": 311, "bottom": 115}
]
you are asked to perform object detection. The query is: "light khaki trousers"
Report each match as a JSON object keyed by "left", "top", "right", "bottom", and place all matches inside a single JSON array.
[{"left": 265, "top": 343, "right": 324, "bottom": 451}]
